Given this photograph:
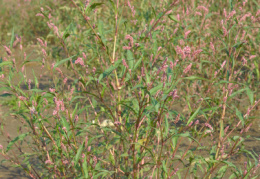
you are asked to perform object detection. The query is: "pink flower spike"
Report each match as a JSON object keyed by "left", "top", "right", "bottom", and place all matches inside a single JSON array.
[
  {"left": 197, "top": 6, "right": 208, "bottom": 13},
  {"left": 75, "top": 57, "right": 85, "bottom": 67},
  {"left": 36, "top": 13, "right": 44, "bottom": 18},
  {"left": 3, "top": 46, "right": 12, "bottom": 56},
  {"left": 249, "top": 55, "right": 256, "bottom": 59},
  {"left": 205, "top": 123, "right": 213, "bottom": 130},
  {"left": 183, "top": 63, "right": 192, "bottom": 74},
  {"left": 195, "top": 12, "right": 202, "bottom": 16},
  {"left": 184, "top": 30, "right": 191, "bottom": 39}
]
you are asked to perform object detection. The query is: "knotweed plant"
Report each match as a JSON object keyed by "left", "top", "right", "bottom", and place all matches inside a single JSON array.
[{"left": 0, "top": 0, "right": 259, "bottom": 178}]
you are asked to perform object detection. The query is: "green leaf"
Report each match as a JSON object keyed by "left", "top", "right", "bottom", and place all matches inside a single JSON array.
[
  {"left": 53, "top": 55, "right": 76, "bottom": 70},
  {"left": 245, "top": 87, "right": 254, "bottom": 105},
  {"left": 229, "top": 88, "right": 246, "bottom": 99},
  {"left": 173, "top": 132, "right": 200, "bottom": 145},
  {"left": 149, "top": 83, "right": 163, "bottom": 95},
  {"left": 10, "top": 28, "right": 15, "bottom": 49},
  {"left": 186, "top": 106, "right": 201, "bottom": 125},
  {"left": 182, "top": 76, "right": 210, "bottom": 81},
  {"left": 164, "top": 116, "right": 169, "bottom": 138},
  {"left": 109, "top": 152, "right": 115, "bottom": 166},
  {"left": 108, "top": 0, "right": 116, "bottom": 11},
  {"left": 162, "top": 160, "right": 168, "bottom": 177},
  {"left": 6, "top": 133, "right": 29, "bottom": 152},
  {"left": 254, "top": 60, "right": 259, "bottom": 81},
  {"left": 133, "top": 55, "right": 143, "bottom": 70},
  {"left": 0, "top": 61, "right": 12, "bottom": 68},
  {"left": 98, "top": 59, "right": 122, "bottom": 82},
  {"left": 234, "top": 106, "right": 244, "bottom": 126},
  {"left": 32, "top": 70, "right": 38, "bottom": 89},
  {"left": 98, "top": 20, "right": 106, "bottom": 44},
  {"left": 0, "top": 93, "right": 12, "bottom": 97},
  {"left": 168, "top": 15, "right": 179, "bottom": 23},
  {"left": 72, "top": 142, "right": 84, "bottom": 167},
  {"left": 127, "top": 50, "right": 134, "bottom": 69},
  {"left": 61, "top": 116, "right": 70, "bottom": 135},
  {"left": 72, "top": 103, "right": 79, "bottom": 120},
  {"left": 89, "top": 3, "right": 104, "bottom": 10},
  {"left": 82, "top": 159, "right": 89, "bottom": 178}
]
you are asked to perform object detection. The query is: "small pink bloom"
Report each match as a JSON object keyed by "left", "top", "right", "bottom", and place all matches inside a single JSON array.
[
  {"left": 82, "top": 52, "right": 87, "bottom": 59},
  {"left": 3, "top": 45, "right": 12, "bottom": 56},
  {"left": 125, "top": 35, "right": 134, "bottom": 47},
  {"left": 210, "top": 42, "right": 215, "bottom": 54},
  {"left": 42, "top": 49, "right": 47, "bottom": 56},
  {"left": 53, "top": 110, "right": 57, "bottom": 115},
  {"left": 226, "top": 10, "right": 236, "bottom": 21},
  {"left": 224, "top": 126, "right": 229, "bottom": 134},
  {"left": 123, "top": 46, "right": 132, "bottom": 50},
  {"left": 183, "top": 46, "right": 191, "bottom": 55},
  {"left": 122, "top": 59, "right": 128, "bottom": 68},
  {"left": 183, "top": 63, "right": 192, "bottom": 74},
  {"left": 184, "top": 30, "right": 191, "bottom": 39},
  {"left": 45, "top": 160, "right": 53, "bottom": 165},
  {"left": 63, "top": 77, "right": 67, "bottom": 84},
  {"left": 75, "top": 57, "right": 85, "bottom": 67},
  {"left": 195, "top": 11, "right": 202, "bottom": 16},
  {"left": 197, "top": 6, "right": 208, "bottom": 13},
  {"left": 36, "top": 13, "right": 44, "bottom": 18},
  {"left": 249, "top": 55, "right": 256, "bottom": 59},
  {"left": 166, "top": 9, "right": 172, "bottom": 15},
  {"left": 205, "top": 123, "right": 213, "bottom": 130},
  {"left": 62, "top": 127, "right": 67, "bottom": 132},
  {"left": 221, "top": 60, "right": 226, "bottom": 68},
  {"left": 62, "top": 160, "right": 69, "bottom": 165},
  {"left": 92, "top": 67, "right": 96, "bottom": 74},
  {"left": 49, "top": 88, "right": 55, "bottom": 93}
]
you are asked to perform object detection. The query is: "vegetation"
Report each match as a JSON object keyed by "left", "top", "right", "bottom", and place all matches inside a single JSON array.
[{"left": 0, "top": 0, "right": 259, "bottom": 178}]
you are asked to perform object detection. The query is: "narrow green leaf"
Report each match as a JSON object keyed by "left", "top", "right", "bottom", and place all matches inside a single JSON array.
[
  {"left": 32, "top": 70, "right": 38, "bottom": 89},
  {"left": 234, "top": 106, "right": 244, "bottom": 126},
  {"left": 10, "top": 28, "right": 15, "bottom": 49},
  {"left": 254, "top": 60, "right": 259, "bottom": 81},
  {"left": 186, "top": 106, "right": 201, "bottom": 125},
  {"left": 98, "top": 59, "right": 122, "bottom": 81},
  {"left": 133, "top": 55, "right": 143, "bottom": 70},
  {"left": 89, "top": 3, "right": 104, "bottom": 10},
  {"left": 6, "top": 133, "right": 29, "bottom": 152},
  {"left": 0, "top": 61, "right": 12, "bottom": 68},
  {"left": 82, "top": 159, "right": 89, "bottom": 178},
  {"left": 164, "top": 116, "right": 169, "bottom": 138},
  {"left": 168, "top": 15, "right": 179, "bottom": 23},
  {"left": 72, "top": 103, "right": 79, "bottom": 120},
  {"left": 182, "top": 76, "right": 210, "bottom": 81},
  {"left": 53, "top": 55, "right": 76, "bottom": 70},
  {"left": 229, "top": 88, "right": 246, "bottom": 98},
  {"left": 162, "top": 160, "right": 168, "bottom": 177},
  {"left": 127, "top": 50, "right": 134, "bottom": 69},
  {"left": 245, "top": 87, "right": 254, "bottom": 105},
  {"left": 149, "top": 83, "right": 163, "bottom": 95},
  {"left": 72, "top": 142, "right": 84, "bottom": 167}
]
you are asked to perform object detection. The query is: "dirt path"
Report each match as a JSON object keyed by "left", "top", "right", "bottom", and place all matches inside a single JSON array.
[{"left": 0, "top": 105, "right": 30, "bottom": 179}]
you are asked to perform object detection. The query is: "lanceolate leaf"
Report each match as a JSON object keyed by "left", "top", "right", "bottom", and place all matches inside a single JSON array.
[
  {"left": 98, "top": 59, "right": 122, "bottom": 81},
  {"left": 186, "top": 106, "right": 201, "bottom": 125},
  {"left": 71, "top": 141, "right": 84, "bottom": 167},
  {"left": 245, "top": 87, "right": 254, "bottom": 105},
  {"left": 6, "top": 133, "right": 29, "bottom": 152},
  {"left": 53, "top": 55, "right": 76, "bottom": 70}
]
